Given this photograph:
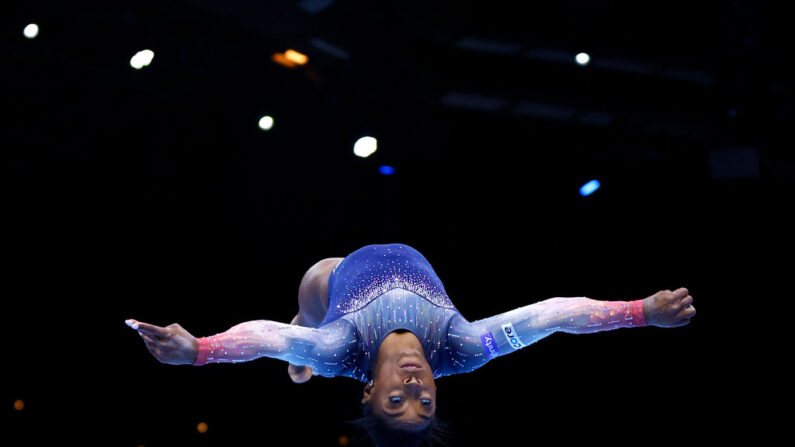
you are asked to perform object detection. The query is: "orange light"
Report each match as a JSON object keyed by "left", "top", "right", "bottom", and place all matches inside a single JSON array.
[
  {"left": 284, "top": 49, "right": 308, "bottom": 66},
  {"left": 338, "top": 435, "right": 350, "bottom": 446},
  {"left": 271, "top": 52, "right": 297, "bottom": 68},
  {"left": 197, "top": 422, "right": 208, "bottom": 434},
  {"left": 14, "top": 399, "right": 25, "bottom": 411}
]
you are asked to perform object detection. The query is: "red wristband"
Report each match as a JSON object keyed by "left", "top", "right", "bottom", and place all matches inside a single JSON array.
[
  {"left": 629, "top": 299, "right": 647, "bottom": 327},
  {"left": 193, "top": 337, "right": 212, "bottom": 366}
]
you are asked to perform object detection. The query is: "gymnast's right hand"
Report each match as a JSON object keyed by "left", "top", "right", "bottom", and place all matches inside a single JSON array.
[
  {"left": 125, "top": 319, "right": 199, "bottom": 365},
  {"left": 288, "top": 363, "right": 316, "bottom": 384}
]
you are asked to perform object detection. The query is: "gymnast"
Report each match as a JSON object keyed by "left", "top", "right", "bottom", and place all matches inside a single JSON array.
[{"left": 126, "top": 243, "right": 695, "bottom": 447}]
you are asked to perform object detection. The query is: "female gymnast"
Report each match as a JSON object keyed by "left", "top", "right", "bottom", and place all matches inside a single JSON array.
[{"left": 126, "top": 243, "right": 695, "bottom": 447}]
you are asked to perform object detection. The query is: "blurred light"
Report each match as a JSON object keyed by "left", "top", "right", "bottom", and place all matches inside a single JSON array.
[
  {"left": 661, "top": 67, "right": 714, "bottom": 86},
  {"left": 592, "top": 57, "right": 653, "bottom": 75},
  {"left": 353, "top": 136, "right": 377, "bottom": 158},
  {"left": 271, "top": 52, "right": 297, "bottom": 68},
  {"left": 456, "top": 36, "right": 522, "bottom": 55},
  {"left": 378, "top": 165, "right": 395, "bottom": 175},
  {"left": 258, "top": 115, "right": 274, "bottom": 131},
  {"left": 440, "top": 91, "right": 507, "bottom": 111},
  {"left": 284, "top": 49, "right": 308, "bottom": 66},
  {"left": 130, "top": 49, "right": 155, "bottom": 70},
  {"left": 510, "top": 101, "right": 575, "bottom": 120},
  {"left": 197, "top": 422, "right": 208, "bottom": 434},
  {"left": 310, "top": 38, "right": 351, "bottom": 60},
  {"left": 338, "top": 435, "right": 350, "bottom": 446},
  {"left": 575, "top": 52, "right": 590, "bottom": 66},
  {"left": 709, "top": 147, "right": 760, "bottom": 179},
  {"left": 579, "top": 179, "right": 600, "bottom": 197},
  {"left": 23, "top": 24, "right": 39, "bottom": 39},
  {"left": 14, "top": 399, "right": 24, "bottom": 411},
  {"left": 578, "top": 111, "right": 613, "bottom": 127},
  {"left": 299, "top": 0, "right": 335, "bottom": 15},
  {"left": 525, "top": 47, "right": 574, "bottom": 64}
]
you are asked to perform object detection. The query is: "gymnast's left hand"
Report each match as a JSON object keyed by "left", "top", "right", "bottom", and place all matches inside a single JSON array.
[
  {"left": 125, "top": 319, "right": 199, "bottom": 365},
  {"left": 643, "top": 288, "right": 696, "bottom": 328}
]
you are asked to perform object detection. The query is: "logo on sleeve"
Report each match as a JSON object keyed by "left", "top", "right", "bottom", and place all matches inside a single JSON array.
[
  {"left": 480, "top": 332, "right": 500, "bottom": 358},
  {"left": 501, "top": 323, "right": 525, "bottom": 350}
]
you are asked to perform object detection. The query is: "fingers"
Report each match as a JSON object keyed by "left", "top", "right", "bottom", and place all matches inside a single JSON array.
[
  {"left": 141, "top": 334, "right": 162, "bottom": 359},
  {"left": 126, "top": 319, "right": 170, "bottom": 338},
  {"left": 288, "top": 364, "right": 314, "bottom": 383},
  {"left": 138, "top": 331, "right": 165, "bottom": 357},
  {"left": 676, "top": 304, "right": 696, "bottom": 319},
  {"left": 672, "top": 319, "right": 690, "bottom": 327},
  {"left": 672, "top": 287, "right": 689, "bottom": 299},
  {"left": 139, "top": 332, "right": 157, "bottom": 345},
  {"left": 127, "top": 319, "right": 175, "bottom": 363},
  {"left": 136, "top": 322, "right": 170, "bottom": 338}
]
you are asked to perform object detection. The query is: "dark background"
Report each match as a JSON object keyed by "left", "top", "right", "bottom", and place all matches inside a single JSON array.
[{"left": 4, "top": 0, "right": 786, "bottom": 445}]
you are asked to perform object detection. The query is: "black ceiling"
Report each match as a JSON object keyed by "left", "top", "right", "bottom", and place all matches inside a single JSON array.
[{"left": 4, "top": 1, "right": 784, "bottom": 445}]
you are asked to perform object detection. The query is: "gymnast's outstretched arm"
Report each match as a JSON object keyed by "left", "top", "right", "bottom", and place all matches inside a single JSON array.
[
  {"left": 442, "top": 288, "right": 695, "bottom": 375},
  {"left": 125, "top": 318, "right": 358, "bottom": 378}
]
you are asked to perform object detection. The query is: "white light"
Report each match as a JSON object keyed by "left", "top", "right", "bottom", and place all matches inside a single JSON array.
[
  {"left": 130, "top": 49, "right": 155, "bottom": 70},
  {"left": 575, "top": 52, "right": 590, "bottom": 66},
  {"left": 23, "top": 24, "right": 39, "bottom": 39},
  {"left": 258, "top": 116, "right": 274, "bottom": 131},
  {"left": 353, "top": 136, "right": 377, "bottom": 158}
]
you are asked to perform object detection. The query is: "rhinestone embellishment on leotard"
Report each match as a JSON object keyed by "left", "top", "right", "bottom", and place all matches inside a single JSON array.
[{"left": 332, "top": 245, "right": 455, "bottom": 315}]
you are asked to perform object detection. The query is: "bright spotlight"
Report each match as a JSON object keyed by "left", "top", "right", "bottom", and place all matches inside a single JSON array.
[
  {"left": 575, "top": 52, "right": 590, "bottom": 66},
  {"left": 258, "top": 116, "right": 274, "bottom": 131},
  {"left": 353, "top": 136, "right": 377, "bottom": 158},
  {"left": 23, "top": 24, "right": 39, "bottom": 39},
  {"left": 579, "top": 179, "right": 600, "bottom": 197},
  {"left": 130, "top": 49, "right": 155, "bottom": 70},
  {"left": 284, "top": 49, "right": 309, "bottom": 66}
]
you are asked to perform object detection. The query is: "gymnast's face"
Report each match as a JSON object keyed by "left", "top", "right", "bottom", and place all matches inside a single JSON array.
[{"left": 363, "top": 346, "right": 437, "bottom": 431}]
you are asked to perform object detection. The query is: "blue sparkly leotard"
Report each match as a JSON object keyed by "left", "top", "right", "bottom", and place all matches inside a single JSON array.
[{"left": 193, "top": 243, "right": 647, "bottom": 382}]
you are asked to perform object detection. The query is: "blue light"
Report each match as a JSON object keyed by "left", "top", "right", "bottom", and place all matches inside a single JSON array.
[
  {"left": 579, "top": 179, "right": 600, "bottom": 197},
  {"left": 379, "top": 165, "right": 395, "bottom": 175}
]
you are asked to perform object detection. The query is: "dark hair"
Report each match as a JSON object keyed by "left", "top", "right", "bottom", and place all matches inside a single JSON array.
[{"left": 348, "top": 401, "right": 451, "bottom": 447}]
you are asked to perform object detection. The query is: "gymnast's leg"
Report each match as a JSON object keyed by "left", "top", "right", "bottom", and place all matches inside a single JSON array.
[{"left": 288, "top": 257, "right": 343, "bottom": 383}]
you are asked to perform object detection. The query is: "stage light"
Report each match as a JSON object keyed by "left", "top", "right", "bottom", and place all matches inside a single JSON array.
[
  {"left": 130, "top": 49, "right": 154, "bottom": 70},
  {"left": 579, "top": 179, "right": 600, "bottom": 197},
  {"left": 338, "top": 435, "right": 350, "bottom": 446},
  {"left": 378, "top": 165, "right": 395, "bottom": 175},
  {"left": 258, "top": 115, "right": 274, "bottom": 131},
  {"left": 14, "top": 399, "right": 24, "bottom": 411},
  {"left": 271, "top": 52, "right": 297, "bottom": 68},
  {"left": 197, "top": 422, "right": 208, "bottom": 434},
  {"left": 575, "top": 52, "right": 590, "bottom": 66},
  {"left": 353, "top": 136, "right": 377, "bottom": 158},
  {"left": 284, "top": 49, "right": 308, "bottom": 66},
  {"left": 23, "top": 24, "right": 39, "bottom": 39}
]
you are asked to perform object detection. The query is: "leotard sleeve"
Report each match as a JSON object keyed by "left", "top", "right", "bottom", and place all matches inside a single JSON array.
[
  {"left": 442, "top": 297, "right": 647, "bottom": 376},
  {"left": 192, "top": 319, "right": 359, "bottom": 378}
]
